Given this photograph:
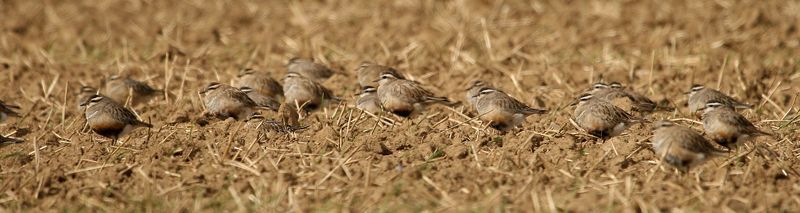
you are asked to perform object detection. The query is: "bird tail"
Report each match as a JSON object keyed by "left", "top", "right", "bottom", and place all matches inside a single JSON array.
[
  {"left": 426, "top": 96, "right": 460, "bottom": 107},
  {"left": 522, "top": 107, "right": 547, "bottom": 115}
]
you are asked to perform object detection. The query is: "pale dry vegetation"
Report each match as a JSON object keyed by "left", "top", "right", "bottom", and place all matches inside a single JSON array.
[{"left": 1, "top": 0, "right": 799, "bottom": 211}]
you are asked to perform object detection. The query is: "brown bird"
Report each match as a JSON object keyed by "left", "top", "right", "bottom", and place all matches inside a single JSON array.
[
  {"left": 356, "top": 86, "right": 382, "bottom": 114},
  {"left": 573, "top": 94, "right": 641, "bottom": 139},
  {"left": 104, "top": 75, "right": 161, "bottom": 106},
  {"left": 239, "top": 87, "right": 280, "bottom": 111},
  {"left": 282, "top": 72, "right": 340, "bottom": 111},
  {"left": 0, "top": 100, "right": 20, "bottom": 123},
  {"left": 286, "top": 57, "right": 336, "bottom": 82},
  {"left": 80, "top": 95, "right": 152, "bottom": 142},
  {"left": 651, "top": 120, "right": 726, "bottom": 172},
  {"left": 234, "top": 68, "right": 284, "bottom": 101},
  {"left": 590, "top": 82, "right": 658, "bottom": 113},
  {"left": 701, "top": 101, "right": 770, "bottom": 149},
  {"left": 376, "top": 72, "right": 457, "bottom": 117},
  {"left": 472, "top": 87, "right": 546, "bottom": 131},
  {"left": 687, "top": 84, "right": 752, "bottom": 117},
  {"left": 199, "top": 82, "right": 263, "bottom": 121},
  {"left": 356, "top": 62, "right": 404, "bottom": 88}
]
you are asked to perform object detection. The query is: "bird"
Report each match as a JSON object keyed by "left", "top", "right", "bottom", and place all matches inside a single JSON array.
[
  {"left": 356, "top": 62, "right": 404, "bottom": 88},
  {"left": 465, "top": 80, "right": 493, "bottom": 106},
  {"left": 471, "top": 87, "right": 546, "bottom": 131},
  {"left": 375, "top": 72, "right": 457, "bottom": 117},
  {"left": 80, "top": 95, "right": 152, "bottom": 142},
  {"left": 573, "top": 94, "right": 641, "bottom": 139},
  {"left": 286, "top": 57, "right": 337, "bottom": 82},
  {"left": 651, "top": 120, "right": 726, "bottom": 172},
  {"left": 199, "top": 82, "right": 263, "bottom": 121},
  {"left": 701, "top": 101, "right": 770, "bottom": 149},
  {"left": 104, "top": 75, "right": 161, "bottom": 106},
  {"left": 356, "top": 86, "right": 382, "bottom": 115},
  {"left": 234, "top": 68, "right": 284, "bottom": 101},
  {"left": 282, "top": 72, "right": 340, "bottom": 111},
  {"left": 239, "top": 86, "right": 280, "bottom": 111},
  {"left": 589, "top": 82, "right": 657, "bottom": 113},
  {"left": 687, "top": 84, "right": 752, "bottom": 117},
  {"left": 0, "top": 100, "right": 20, "bottom": 123}
]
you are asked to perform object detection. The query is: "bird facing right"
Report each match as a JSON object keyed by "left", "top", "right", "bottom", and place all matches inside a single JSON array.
[
  {"left": 589, "top": 82, "right": 657, "bottom": 113},
  {"left": 573, "top": 94, "right": 641, "bottom": 139},
  {"left": 651, "top": 120, "right": 726, "bottom": 172},
  {"left": 375, "top": 72, "right": 457, "bottom": 117},
  {"left": 701, "top": 101, "right": 770, "bottom": 149},
  {"left": 687, "top": 84, "right": 752, "bottom": 117},
  {"left": 80, "top": 95, "right": 152, "bottom": 141},
  {"left": 472, "top": 87, "right": 546, "bottom": 131},
  {"left": 239, "top": 87, "right": 281, "bottom": 111}
]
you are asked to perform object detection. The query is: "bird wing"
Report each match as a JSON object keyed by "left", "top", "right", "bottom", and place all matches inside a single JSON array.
[
  {"left": 677, "top": 127, "right": 725, "bottom": 154},
  {"left": 125, "top": 79, "right": 160, "bottom": 94},
  {"left": 495, "top": 93, "right": 545, "bottom": 115},
  {"left": 109, "top": 103, "right": 152, "bottom": 127}
]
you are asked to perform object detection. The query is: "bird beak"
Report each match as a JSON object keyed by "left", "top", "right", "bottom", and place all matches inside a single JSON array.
[{"left": 79, "top": 101, "right": 88, "bottom": 107}]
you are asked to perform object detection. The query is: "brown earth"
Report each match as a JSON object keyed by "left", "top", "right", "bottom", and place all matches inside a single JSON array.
[{"left": 1, "top": 0, "right": 799, "bottom": 211}]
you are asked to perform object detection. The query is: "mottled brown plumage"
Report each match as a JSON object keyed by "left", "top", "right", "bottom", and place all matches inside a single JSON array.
[
  {"left": 286, "top": 57, "right": 336, "bottom": 82},
  {"left": 239, "top": 87, "right": 280, "bottom": 111},
  {"left": 472, "top": 87, "right": 546, "bottom": 131},
  {"left": 651, "top": 120, "right": 726, "bottom": 172},
  {"left": 282, "top": 72, "right": 340, "bottom": 111},
  {"left": 200, "top": 82, "right": 261, "bottom": 120},
  {"left": 104, "top": 75, "right": 161, "bottom": 106},
  {"left": 688, "top": 84, "right": 752, "bottom": 117},
  {"left": 376, "top": 72, "right": 456, "bottom": 117},
  {"left": 590, "top": 82, "right": 658, "bottom": 113},
  {"left": 81, "top": 95, "right": 152, "bottom": 141},
  {"left": 573, "top": 94, "right": 641, "bottom": 139},
  {"left": 701, "top": 102, "right": 769, "bottom": 149}
]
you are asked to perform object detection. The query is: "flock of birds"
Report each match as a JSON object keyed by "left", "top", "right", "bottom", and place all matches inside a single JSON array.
[{"left": 0, "top": 57, "right": 774, "bottom": 172}]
